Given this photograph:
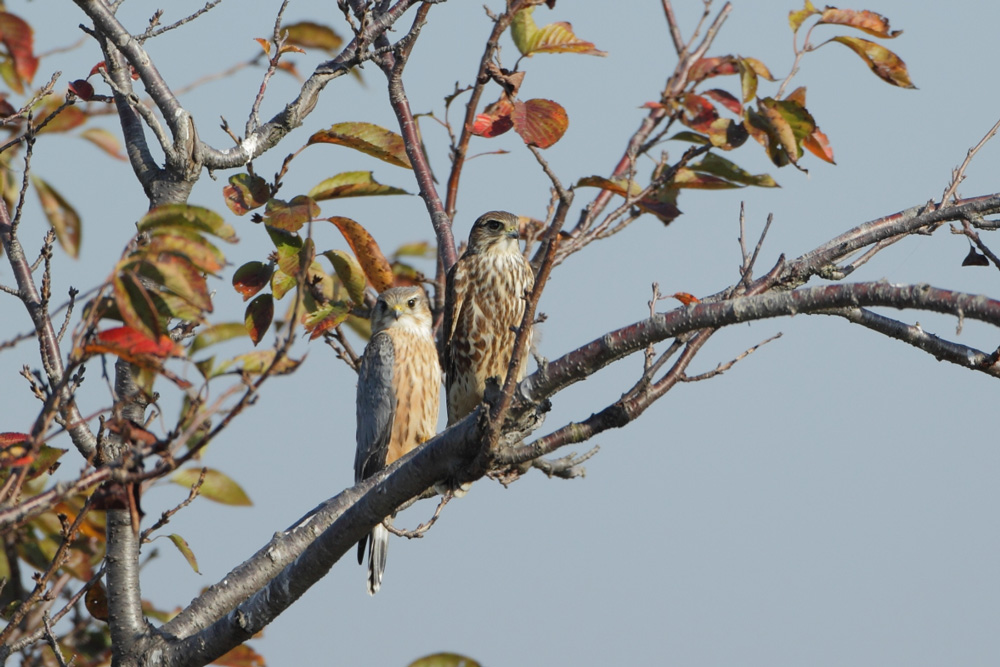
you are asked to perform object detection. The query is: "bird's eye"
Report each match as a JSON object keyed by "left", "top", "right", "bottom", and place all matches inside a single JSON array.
[
  {"left": 407, "top": 298, "right": 417, "bottom": 308},
  {"left": 486, "top": 219, "right": 503, "bottom": 231},
  {"left": 376, "top": 301, "right": 386, "bottom": 311}
]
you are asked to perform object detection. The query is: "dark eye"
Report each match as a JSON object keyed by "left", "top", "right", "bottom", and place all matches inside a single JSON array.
[
  {"left": 407, "top": 298, "right": 417, "bottom": 308},
  {"left": 376, "top": 300, "right": 386, "bottom": 311},
  {"left": 485, "top": 219, "right": 503, "bottom": 231}
]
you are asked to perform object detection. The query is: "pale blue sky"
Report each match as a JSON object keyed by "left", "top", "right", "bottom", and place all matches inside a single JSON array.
[{"left": 4, "top": 1, "right": 1000, "bottom": 665}]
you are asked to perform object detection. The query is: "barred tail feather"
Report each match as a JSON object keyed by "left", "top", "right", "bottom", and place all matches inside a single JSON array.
[{"left": 366, "top": 521, "right": 390, "bottom": 595}]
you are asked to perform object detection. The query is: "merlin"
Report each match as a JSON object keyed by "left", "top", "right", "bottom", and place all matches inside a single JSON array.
[
  {"left": 444, "top": 211, "right": 535, "bottom": 425},
  {"left": 355, "top": 286, "right": 441, "bottom": 594}
]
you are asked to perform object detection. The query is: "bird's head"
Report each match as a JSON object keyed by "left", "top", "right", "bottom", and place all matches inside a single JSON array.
[
  {"left": 370, "top": 286, "right": 433, "bottom": 335},
  {"left": 466, "top": 211, "right": 522, "bottom": 256}
]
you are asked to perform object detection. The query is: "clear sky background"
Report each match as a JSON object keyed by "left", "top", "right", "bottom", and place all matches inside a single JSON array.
[{"left": 4, "top": 1, "right": 1000, "bottom": 665}]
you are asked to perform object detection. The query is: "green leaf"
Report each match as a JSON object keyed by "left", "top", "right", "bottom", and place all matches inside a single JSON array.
[
  {"left": 171, "top": 468, "right": 252, "bottom": 506},
  {"left": 323, "top": 249, "right": 367, "bottom": 304},
  {"left": 137, "top": 205, "right": 238, "bottom": 242},
  {"left": 408, "top": 653, "right": 482, "bottom": 667},
  {"left": 263, "top": 195, "right": 320, "bottom": 233},
  {"left": 510, "top": 7, "right": 606, "bottom": 57},
  {"left": 166, "top": 534, "right": 200, "bottom": 574},
  {"left": 307, "top": 122, "right": 412, "bottom": 168},
  {"left": 308, "top": 171, "right": 409, "bottom": 200},
  {"left": 223, "top": 173, "right": 269, "bottom": 216},
  {"left": 190, "top": 322, "right": 248, "bottom": 354},
  {"left": 281, "top": 21, "right": 343, "bottom": 53},
  {"left": 689, "top": 152, "right": 778, "bottom": 188}
]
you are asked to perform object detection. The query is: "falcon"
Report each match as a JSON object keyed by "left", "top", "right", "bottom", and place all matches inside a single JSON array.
[
  {"left": 444, "top": 211, "right": 535, "bottom": 425},
  {"left": 355, "top": 286, "right": 441, "bottom": 595}
]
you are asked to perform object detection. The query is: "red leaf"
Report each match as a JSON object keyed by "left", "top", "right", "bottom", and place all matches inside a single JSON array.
[
  {"left": 671, "top": 292, "right": 700, "bottom": 306},
  {"left": 511, "top": 98, "right": 569, "bottom": 149},
  {"left": 0, "top": 13, "right": 38, "bottom": 92},
  {"left": 471, "top": 97, "right": 515, "bottom": 138},
  {"left": 85, "top": 326, "right": 184, "bottom": 360},
  {"left": 689, "top": 56, "right": 738, "bottom": 81},
  {"left": 0, "top": 432, "right": 32, "bottom": 467},
  {"left": 224, "top": 173, "right": 270, "bottom": 216},
  {"left": 68, "top": 79, "right": 94, "bottom": 101},
  {"left": 703, "top": 88, "right": 741, "bottom": 114}
]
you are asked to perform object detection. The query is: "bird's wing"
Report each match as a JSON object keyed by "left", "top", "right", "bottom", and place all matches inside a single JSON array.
[
  {"left": 355, "top": 332, "right": 396, "bottom": 484},
  {"left": 442, "top": 258, "right": 467, "bottom": 362}
]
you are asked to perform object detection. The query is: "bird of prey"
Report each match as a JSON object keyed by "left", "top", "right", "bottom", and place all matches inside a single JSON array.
[
  {"left": 444, "top": 211, "right": 535, "bottom": 425},
  {"left": 355, "top": 286, "right": 441, "bottom": 594}
]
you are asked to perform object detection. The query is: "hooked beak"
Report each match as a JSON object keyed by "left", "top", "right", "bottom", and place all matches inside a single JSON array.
[{"left": 506, "top": 227, "right": 519, "bottom": 240}]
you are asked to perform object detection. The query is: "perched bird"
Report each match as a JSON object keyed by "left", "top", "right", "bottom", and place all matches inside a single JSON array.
[
  {"left": 355, "top": 286, "right": 441, "bottom": 595},
  {"left": 444, "top": 211, "right": 535, "bottom": 425}
]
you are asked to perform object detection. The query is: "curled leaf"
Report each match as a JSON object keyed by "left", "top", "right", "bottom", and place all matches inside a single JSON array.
[
  {"left": 789, "top": 0, "right": 819, "bottom": 33},
  {"left": 263, "top": 195, "right": 320, "bottom": 233},
  {"left": 323, "top": 249, "right": 367, "bottom": 304},
  {"left": 829, "top": 36, "right": 915, "bottom": 88},
  {"left": 818, "top": 8, "right": 901, "bottom": 38}
]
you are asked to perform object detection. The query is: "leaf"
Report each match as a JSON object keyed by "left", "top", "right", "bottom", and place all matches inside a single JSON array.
[
  {"left": 408, "top": 653, "right": 482, "bottom": 667},
  {"left": 0, "top": 12, "right": 38, "bottom": 93},
  {"left": 68, "top": 79, "right": 94, "bottom": 101},
  {"left": 171, "top": 468, "right": 252, "bottom": 506},
  {"left": 393, "top": 241, "right": 434, "bottom": 258},
  {"left": 0, "top": 432, "right": 33, "bottom": 467},
  {"left": 308, "top": 171, "right": 409, "bottom": 200},
  {"left": 166, "top": 534, "right": 200, "bottom": 574},
  {"left": 220, "top": 349, "right": 303, "bottom": 376},
  {"left": 223, "top": 173, "right": 269, "bottom": 216},
  {"left": 689, "top": 56, "right": 739, "bottom": 81},
  {"left": 112, "top": 271, "right": 162, "bottom": 340},
  {"left": 80, "top": 128, "right": 127, "bottom": 161},
  {"left": 706, "top": 118, "right": 749, "bottom": 150},
  {"left": 687, "top": 152, "right": 778, "bottom": 188},
  {"left": 232, "top": 261, "right": 273, "bottom": 301},
  {"left": 739, "top": 59, "right": 758, "bottom": 103},
  {"left": 270, "top": 268, "right": 297, "bottom": 301},
  {"left": 671, "top": 292, "right": 700, "bottom": 306},
  {"left": 138, "top": 205, "right": 238, "bottom": 242},
  {"left": 84, "top": 326, "right": 183, "bottom": 361},
  {"left": 144, "top": 233, "right": 225, "bottom": 275},
  {"left": 742, "top": 57, "right": 775, "bottom": 81},
  {"left": 576, "top": 175, "right": 643, "bottom": 198},
  {"left": 303, "top": 301, "right": 351, "bottom": 340},
  {"left": 244, "top": 294, "right": 274, "bottom": 346},
  {"left": 214, "top": 643, "right": 267, "bottom": 667},
  {"left": 138, "top": 255, "right": 212, "bottom": 312},
  {"left": 323, "top": 250, "right": 367, "bottom": 304},
  {"left": 263, "top": 195, "right": 320, "bottom": 233},
  {"left": 307, "top": 122, "right": 412, "bottom": 168},
  {"left": 789, "top": 0, "right": 818, "bottom": 32},
  {"left": 818, "top": 8, "right": 901, "bottom": 38},
  {"left": 703, "top": 88, "right": 741, "bottom": 114},
  {"left": 191, "top": 322, "right": 249, "bottom": 354},
  {"left": 678, "top": 93, "right": 719, "bottom": 132},
  {"left": 471, "top": 97, "right": 515, "bottom": 138},
  {"left": 667, "top": 131, "right": 711, "bottom": 145},
  {"left": 33, "top": 101, "right": 86, "bottom": 134},
  {"left": 803, "top": 127, "right": 835, "bottom": 164},
  {"left": 32, "top": 176, "right": 81, "bottom": 258},
  {"left": 254, "top": 37, "right": 271, "bottom": 56},
  {"left": 747, "top": 97, "right": 817, "bottom": 166},
  {"left": 85, "top": 582, "right": 109, "bottom": 621},
  {"left": 326, "top": 217, "right": 394, "bottom": 292},
  {"left": 829, "top": 36, "right": 915, "bottom": 88},
  {"left": 510, "top": 7, "right": 607, "bottom": 57},
  {"left": 282, "top": 21, "right": 343, "bottom": 53},
  {"left": 962, "top": 247, "right": 990, "bottom": 267},
  {"left": 511, "top": 98, "right": 568, "bottom": 148}
]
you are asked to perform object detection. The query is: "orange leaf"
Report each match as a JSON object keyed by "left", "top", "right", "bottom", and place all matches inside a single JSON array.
[
  {"left": 327, "top": 217, "right": 394, "bottom": 292},
  {"left": 512, "top": 98, "right": 568, "bottom": 149},
  {"left": 213, "top": 643, "right": 266, "bottom": 667},
  {"left": 803, "top": 127, "right": 835, "bottom": 164},
  {"left": 671, "top": 292, "right": 700, "bottom": 306},
  {"left": 254, "top": 37, "right": 271, "bottom": 56},
  {"left": 818, "top": 8, "right": 901, "bottom": 38},
  {"left": 829, "top": 36, "right": 915, "bottom": 88}
]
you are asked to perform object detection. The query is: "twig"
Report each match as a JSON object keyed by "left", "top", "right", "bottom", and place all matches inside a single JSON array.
[
  {"left": 940, "top": 115, "right": 1000, "bottom": 207},
  {"left": 681, "top": 332, "right": 782, "bottom": 381},
  {"left": 384, "top": 492, "right": 451, "bottom": 538}
]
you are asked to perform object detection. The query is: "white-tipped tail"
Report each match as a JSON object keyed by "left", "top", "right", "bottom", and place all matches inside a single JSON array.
[{"left": 366, "top": 521, "right": 390, "bottom": 595}]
